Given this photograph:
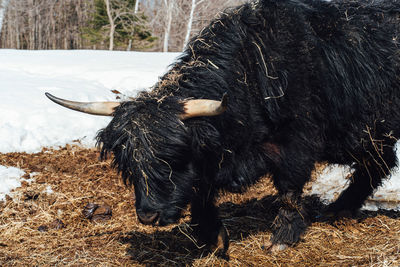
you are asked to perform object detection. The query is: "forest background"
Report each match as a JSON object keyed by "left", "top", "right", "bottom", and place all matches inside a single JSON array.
[{"left": 0, "top": 0, "right": 247, "bottom": 52}]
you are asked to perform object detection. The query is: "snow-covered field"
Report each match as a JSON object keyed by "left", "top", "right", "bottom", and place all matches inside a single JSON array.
[
  {"left": 0, "top": 49, "right": 399, "bottom": 210},
  {"left": 0, "top": 49, "right": 179, "bottom": 153}
]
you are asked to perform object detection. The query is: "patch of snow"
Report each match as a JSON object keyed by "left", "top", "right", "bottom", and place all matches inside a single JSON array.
[
  {"left": 29, "top": 172, "right": 39, "bottom": 179},
  {"left": 45, "top": 185, "right": 53, "bottom": 195},
  {"left": 309, "top": 164, "right": 353, "bottom": 204},
  {"left": 309, "top": 145, "right": 400, "bottom": 211},
  {"left": 0, "top": 165, "right": 26, "bottom": 201}
]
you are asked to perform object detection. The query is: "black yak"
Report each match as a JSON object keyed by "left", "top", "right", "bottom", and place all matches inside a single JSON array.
[{"left": 46, "top": 0, "right": 400, "bottom": 254}]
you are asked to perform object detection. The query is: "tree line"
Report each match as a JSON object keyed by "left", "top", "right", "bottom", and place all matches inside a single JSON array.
[{"left": 0, "top": 0, "right": 246, "bottom": 52}]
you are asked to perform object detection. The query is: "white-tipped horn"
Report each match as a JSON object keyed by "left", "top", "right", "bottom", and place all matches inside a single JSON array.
[
  {"left": 45, "top": 92, "right": 120, "bottom": 116},
  {"left": 180, "top": 93, "right": 228, "bottom": 120}
]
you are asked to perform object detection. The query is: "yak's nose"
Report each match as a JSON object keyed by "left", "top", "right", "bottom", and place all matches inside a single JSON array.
[{"left": 137, "top": 210, "right": 159, "bottom": 225}]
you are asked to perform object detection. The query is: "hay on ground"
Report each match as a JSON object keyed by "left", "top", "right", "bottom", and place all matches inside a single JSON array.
[{"left": 0, "top": 146, "right": 399, "bottom": 266}]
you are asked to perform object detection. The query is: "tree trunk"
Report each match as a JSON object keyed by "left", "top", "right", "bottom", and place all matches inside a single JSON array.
[
  {"left": 134, "top": 0, "right": 140, "bottom": 13},
  {"left": 183, "top": 0, "right": 196, "bottom": 51},
  {"left": 163, "top": 0, "right": 173, "bottom": 52},
  {"left": 127, "top": 39, "right": 132, "bottom": 51},
  {"left": 105, "top": 0, "right": 115, "bottom": 51}
]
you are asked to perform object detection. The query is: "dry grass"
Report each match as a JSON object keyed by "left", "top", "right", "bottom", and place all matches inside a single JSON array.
[{"left": 0, "top": 146, "right": 400, "bottom": 266}]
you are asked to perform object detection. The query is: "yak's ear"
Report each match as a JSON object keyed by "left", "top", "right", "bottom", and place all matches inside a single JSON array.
[{"left": 188, "top": 121, "right": 221, "bottom": 157}]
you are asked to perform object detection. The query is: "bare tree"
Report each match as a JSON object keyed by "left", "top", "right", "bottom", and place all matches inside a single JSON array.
[
  {"left": 162, "top": 0, "right": 175, "bottom": 52},
  {"left": 134, "top": 0, "right": 140, "bottom": 13},
  {"left": 104, "top": 0, "right": 116, "bottom": 50},
  {"left": 127, "top": 0, "right": 140, "bottom": 51},
  {"left": 182, "top": 0, "right": 205, "bottom": 50},
  {"left": 1, "top": 0, "right": 24, "bottom": 49},
  {"left": 0, "top": 0, "right": 10, "bottom": 36},
  {"left": 1, "top": 0, "right": 94, "bottom": 49},
  {"left": 0, "top": 0, "right": 247, "bottom": 51},
  {"left": 143, "top": 0, "right": 246, "bottom": 52},
  {"left": 102, "top": 0, "right": 147, "bottom": 51}
]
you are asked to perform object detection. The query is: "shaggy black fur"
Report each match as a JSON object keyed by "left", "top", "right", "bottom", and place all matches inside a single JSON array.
[{"left": 97, "top": 0, "right": 400, "bottom": 251}]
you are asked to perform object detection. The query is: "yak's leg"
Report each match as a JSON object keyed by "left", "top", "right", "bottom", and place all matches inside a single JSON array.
[
  {"left": 326, "top": 146, "right": 397, "bottom": 217},
  {"left": 190, "top": 186, "right": 228, "bottom": 254},
  {"left": 268, "top": 150, "right": 316, "bottom": 251}
]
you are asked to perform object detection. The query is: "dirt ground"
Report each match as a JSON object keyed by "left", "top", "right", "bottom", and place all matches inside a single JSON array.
[{"left": 1, "top": 145, "right": 400, "bottom": 266}]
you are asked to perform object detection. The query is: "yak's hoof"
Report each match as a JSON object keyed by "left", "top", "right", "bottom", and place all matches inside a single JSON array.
[
  {"left": 210, "top": 225, "right": 229, "bottom": 256},
  {"left": 263, "top": 240, "right": 288, "bottom": 253}
]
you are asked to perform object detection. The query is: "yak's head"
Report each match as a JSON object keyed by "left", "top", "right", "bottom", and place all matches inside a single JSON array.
[{"left": 45, "top": 92, "right": 227, "bottom": 226}]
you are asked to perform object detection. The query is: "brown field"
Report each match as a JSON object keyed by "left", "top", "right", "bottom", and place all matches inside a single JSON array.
[{"left": 1, "top": 145, "right": 399, "bottom": 266}]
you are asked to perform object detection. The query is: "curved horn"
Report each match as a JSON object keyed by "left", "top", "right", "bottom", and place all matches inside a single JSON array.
[
  {"left": 45, "top": 92, "right": 120, "bottom": 116},
  {"left": 180, "top": 93, "right": 228, "bottom": 120}
]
